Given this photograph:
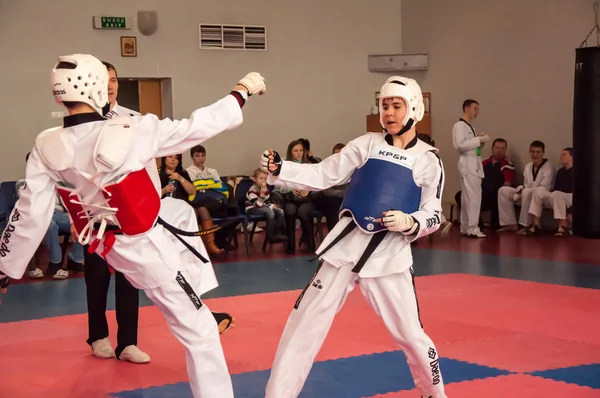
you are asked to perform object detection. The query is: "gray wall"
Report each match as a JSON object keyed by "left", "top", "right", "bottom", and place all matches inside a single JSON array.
[
  {"left": 401, "top": 0, "right": 593, "bottom": 196},
  {"left": 0, "top": 0, "right": 402, "bottom": 180}
]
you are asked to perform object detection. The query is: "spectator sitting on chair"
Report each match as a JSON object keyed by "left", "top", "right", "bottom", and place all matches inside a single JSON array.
[
  {"left": 311, "top": 143, "right": 348, "bottom": 232},
  {"left": 186, "top": 145, "right": 240, "bottom": 249},
  {"left": 18, "top": 154, "right": 84, "bottom": 279},
  {"left": 526, "top": 147, "right": 573, "bottom": 236},
  {"left": 272, "top": 140, "right": 316, "bottom": 254},
  {"left": 245, "top": 168, "right": 287, "bottom": 243},
  {"left": 497, "top": 140, "right": 554, "bottom": 234},
  {"left": 160, "top": 154, "right": 224, "bottom": 255},
  {"left": 298, "top": 138, "right": 321, "bottom": 164},
  {"left": 455, "top": 138, "right": 516, "bottom": 230}
]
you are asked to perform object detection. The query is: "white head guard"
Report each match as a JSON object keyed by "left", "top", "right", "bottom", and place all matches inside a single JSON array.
[
  {"left": 51, "top": 54, "right": 109, "bottom": 114},
  {"left": 378, "top": 76, "right": 425, "bottom": 135}
]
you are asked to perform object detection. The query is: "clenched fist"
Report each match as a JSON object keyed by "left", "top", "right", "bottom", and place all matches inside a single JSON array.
[
  {"left": 237, "top": 72, "right": 266, "bottom": 96},
  {"left": 378, "top": 210, "right": 419, "bottom": 235},
  {"left": 261, "top": 150, "right": 282, "bottom": 176}
]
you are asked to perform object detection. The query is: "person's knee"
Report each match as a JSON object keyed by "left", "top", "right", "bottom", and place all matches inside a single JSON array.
[
  {"left": 550, "top": 191, "right": 562, "bottom": 201},
  {"left": 263, "top": 208, "right": 275, "bottom": 220},
  {"left": 297, "top": 204, "right": 314, "bottom": 219},
  {"left": 531, "top": 189, "right": 543, "bottom": 201},
  {"left": 283, "top": 203, "right": 296, "bottom": 215},
  {"left": 498, "top": 186, "right": 512, "bottom": 199},
  {"left": 522, "top": 187, "right": 534, "bottom": 196},
  {"left": 47, "top": 220, "right": 59, "bottom": 235}
]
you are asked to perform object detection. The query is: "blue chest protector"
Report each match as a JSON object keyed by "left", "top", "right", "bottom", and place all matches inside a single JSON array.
[{"left": 340, "top": 145, "right": 422, "bottom": 233}]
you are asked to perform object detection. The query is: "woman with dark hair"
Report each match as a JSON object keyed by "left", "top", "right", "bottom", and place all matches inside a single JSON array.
[
  {"left": 159, "top": 154, "right": 224, "bottom": 255},
  {"left": 272, "top": 140, "right": 316, "bottom": 253},
  {"left": 298, "top": 138, "right": 321, "bottom": 163}
]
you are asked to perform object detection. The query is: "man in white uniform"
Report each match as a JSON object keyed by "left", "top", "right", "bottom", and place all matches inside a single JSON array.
[
  {"left": 526, "top": 147, "right": 573, "bottom": 236},
  {"left": 497, "top": 140, "right": 554, "bottom": 234},
  {"left": 452, "top": 99, "right": 489, "bottom": 238},
  {"left": 261, "top": 76, "right": 447, "bottom": 398},
  {"left": 0, "top": 53, "right": 266, "bottom": 398}
]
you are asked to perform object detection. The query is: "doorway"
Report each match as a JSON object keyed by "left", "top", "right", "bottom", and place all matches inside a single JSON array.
[
  {"left": 117, "top": 77, "right": 173, "bottom": 168},
  {"left": 117, "top": 77, "right": 173, "bottom": 119}
]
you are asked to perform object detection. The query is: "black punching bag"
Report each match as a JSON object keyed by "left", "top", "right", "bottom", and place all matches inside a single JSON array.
[{"left": 573, "top": 46, "right": 600, "bottom": 239}]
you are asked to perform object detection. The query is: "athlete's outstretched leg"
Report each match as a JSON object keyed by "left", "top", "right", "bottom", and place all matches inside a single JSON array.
[
  {"left": 266, "top": 261, "right": 357, "bottom": 398},
  {"left": 359, "top": 269, "right": 447, "bottom": 398},
  {"left": 145, "top": 268, "right": 232, "bottom": 398}
]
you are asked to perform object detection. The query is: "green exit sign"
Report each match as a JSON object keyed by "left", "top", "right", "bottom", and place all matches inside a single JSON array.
[{"left": 93, "top": 16, "right": 131, "bottom": 30}]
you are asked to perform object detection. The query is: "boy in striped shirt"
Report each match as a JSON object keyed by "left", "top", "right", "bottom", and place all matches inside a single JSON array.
[{"left": 245, "top": 169, "right": 287, "bottom": 243}]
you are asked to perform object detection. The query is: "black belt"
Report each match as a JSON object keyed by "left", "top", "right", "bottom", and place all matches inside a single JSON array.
[
  {"left": 93, "top": 218, "right": 238, "bottom": 264},
  {"left": 93, "top": 223, "right": 124, "bottom": 234},
  {"left": 310, "top": 214, "right": 388, "bottom": 273}
]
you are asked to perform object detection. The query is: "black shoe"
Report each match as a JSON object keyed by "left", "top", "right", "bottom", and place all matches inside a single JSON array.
[
  {"left": 46, "top": 261, "right": 62, "bottom": 277},
  {"left": 0, "top": 272, "right": 9, "bottom": 291},
  {"left": 285, "top": 216, "right": 296, "bottom": 254},
  {"left": 67, "top": 258, "right": 84, "bottom": 273}
]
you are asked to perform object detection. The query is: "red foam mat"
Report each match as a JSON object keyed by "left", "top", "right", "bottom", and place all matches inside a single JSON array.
[{"left": 1, "top": 274, "right": 599, "bottom": 397}]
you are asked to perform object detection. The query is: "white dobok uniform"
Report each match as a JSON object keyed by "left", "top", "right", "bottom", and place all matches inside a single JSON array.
[
  {"left": 266, "top": 133, "right": 447, "bottom": 398},
  {"left": 452, "top": 119, "right": 484, "bottom": 235},
  {"left": 498, "top": 160, "right": 554, "bottom": 227},
  {"left": 528, "top": 167, "right": 573, "bottom": 221},
  {"left": 0, "top": 94, "right": 245, "bottom": 398}
]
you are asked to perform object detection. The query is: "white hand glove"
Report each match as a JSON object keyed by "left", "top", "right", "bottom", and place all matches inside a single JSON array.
[
  {"left": 382, "top": 210, "right": 418, "bottom": 235},
  {"left": 238, "top": 72, "right": 266, "bottom": 96},
  {"left": 478, "top": 134, "right": 490, "bottom": 144}
]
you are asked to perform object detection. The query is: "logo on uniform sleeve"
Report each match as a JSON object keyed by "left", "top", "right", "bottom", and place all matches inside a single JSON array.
[
  {"left": 11, "top": 209, "right": 20, "bottom": 223},
  {"left": 425, "top": 212, "right": 441, "bottom": 229},
  {"left": 0, "top": 224, "right": 16, "bottom": 258}
]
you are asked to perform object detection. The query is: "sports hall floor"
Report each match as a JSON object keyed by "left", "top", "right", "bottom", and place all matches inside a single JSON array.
[{"left": 1, "top": 227, "right": 599, "bottom": 398}]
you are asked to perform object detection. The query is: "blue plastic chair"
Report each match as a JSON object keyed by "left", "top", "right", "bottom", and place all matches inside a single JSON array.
[
  {"left": 0, "top": 181, "right": 71, "bottom": 274},
  {"left": 212, "top": 177, "right": 258, "bottom": 256}
]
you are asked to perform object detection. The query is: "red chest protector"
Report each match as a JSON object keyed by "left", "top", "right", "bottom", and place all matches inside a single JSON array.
[
  {"left": 36, "top": 115, "right": 161, "bottom": 256},
  {"left": 57, "top": 168, "right": 160, "bottom": 238}
]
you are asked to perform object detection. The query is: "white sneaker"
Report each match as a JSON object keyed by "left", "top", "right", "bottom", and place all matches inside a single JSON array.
[
  {"left": 440, "top": 221, "right": 453, "bottom": 238},
  {"left": 91, "top": 337, "right": 116, "bottom": 359},
  {"left": 241, "top": 222, "right": 264, "bottom": 233},
  {"left": 28, "top": 268, "right": 44, "bottom": 279},
  {"left": 53, "top": 269, "right": 69, "bottom": 280},
  {"left": 119, "top": 345, "right": 151, "bottom": 364},
  {"left": 468, "top": 231, "right": 486, "bottom": 238}
]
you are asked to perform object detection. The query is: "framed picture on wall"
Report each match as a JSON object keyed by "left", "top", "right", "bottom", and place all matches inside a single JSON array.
[
  {"left": 120, "top": 36, "right": 137, "bottom": 57},
  {"left": 375, "top": 91, "right": 380, "bottom": 107}
]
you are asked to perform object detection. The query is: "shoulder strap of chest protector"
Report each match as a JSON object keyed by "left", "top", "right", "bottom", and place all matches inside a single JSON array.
[
  {"left": 93, "top": 115, "right": 135, "bottom": 173},
  {"left": 35, "top": 116, "right": 135, "bottom": 174},
  {"left": 35, "top": 126, "right": 74, "bottom": 171}
]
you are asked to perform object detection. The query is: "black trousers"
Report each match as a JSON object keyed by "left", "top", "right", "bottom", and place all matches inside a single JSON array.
[
  {"left": 84, "top": 249, "right": 139, "bottom": 358},
  {"left": 311, "top": 194, "right": 343, "bottom": 232}
]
